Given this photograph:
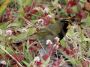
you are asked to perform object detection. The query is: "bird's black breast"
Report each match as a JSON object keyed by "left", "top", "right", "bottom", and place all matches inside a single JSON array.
[{"left": 58, "top": 19, "right": 69, "bottom": 40}]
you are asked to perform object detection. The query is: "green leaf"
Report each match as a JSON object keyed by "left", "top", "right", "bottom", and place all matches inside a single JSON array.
[
  {"left": 0, "top": 48, "right": 5, "bottom": 54},
  {"left": 16, "top": 0, "right": 24, "bottom": 17},
  {"left": 60, "top": 39, "right": 66, "bottom": 48},
  {"left": 0, "top": 43, "right": 5, "bottom": 54},
  {"left": 23, "top": 43, "right": 33, "bottom": 64},
  {"left": 23, "top": 0, "right": 33, "bottom": 6},
  {"left": 84, "top": 38, "right": 90, "bottom": 42},
  {"left": 16, "top": 0, "right": 23, "bottom": 7},
  {"left": 0, "top": 0, "right": 5, "bottom": 4},
  {"left": 8, "top": 20, "right": 23, "bottom": 28},
  {"left": 66, "top": 27, "right": 74, "bottom": 37},
  {"left": 0, "top": 23, "right": 8, "bottom": 30},
  {"left": 11, "top": 33, "right": 28, "bottom": 42},
  {"left": 83, "top": 16, "right": 90, "bottom": 26},
  {"left": 59, "top": 9, "right": 68, "bottom": 17},
  {"left": 0, "top": 35, "right": 5, "bottom": 41},
  {"left": 31, "top": 12, "right": 43, "bottom": 20},
  {"left": 27, "top": 27, "right": 36, "bottom": 36},
  {"left": 68, "top": 58, "right": 81, "bottom": 65},
  {"left": 6, "top": 47, "right": 14, "bottom": 54},
  {"left": 71, "top": 6, "right": 79, "bottom": 14},
  {"left": 22, "top": 61, "right": 30, "bottom": 67},
  {"left": 23, "top": 49, "right": 33, "bottom": 63},
  {"left": 11, "top": 28, "right": 36, "bottom": 42},
  {"left": 80, "top": 0, "right": 86, "bottom": 3}
]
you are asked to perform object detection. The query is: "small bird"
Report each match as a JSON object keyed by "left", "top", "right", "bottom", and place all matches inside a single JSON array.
[
  {"left": 58, "top": 19, "right": 69, "bottom": 40},
  {"left": 35, "top": 18, "right": 69, "bottom": 42}
]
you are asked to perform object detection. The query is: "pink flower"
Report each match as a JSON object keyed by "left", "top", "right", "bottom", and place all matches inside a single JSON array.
[
  {"left": 63, "top": 48, "right": 74, "bottom": 55},
  {"left": 34, "top": 56, "right": 42, "bottom": 66},
  {"left": 82, "top": 58, "right": 90, "bottom": 67},
  {"left": 54, "top": 37, "right": 60, "bottom": 42},
  {"left": 38, "top": 14, "right": 52, "bottom": 26},
  {"left": 35, "top": 61, "right": 42, "bottom": 66},
  {"left": 67, "top": 0, "right": 77, "bottom": 7},
  {"left": 77, "top": 10, "right": 87, "bottom": 19},
  {"left": 38, "top": 19, "right": 44, "bottom": 26},
  {"left": 6, "top": 29, "right": 13, "bottom": 35},
  {"left": 42, "top": 15, "right": 51, "bottom": 25},
  {"left": 42, "top": 54, "right": 50, "bottom": 60}
]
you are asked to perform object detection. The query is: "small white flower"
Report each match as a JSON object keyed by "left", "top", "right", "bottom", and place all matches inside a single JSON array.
[
  {"left": 0, "top": 60, "right": 6, "bottom": 65},
  {"left": 38, "top": 19, "right": 44, "bottom": 26},
  {"left": 33, "top": 7, "right": 43, "bottom": 11},
  {"left": 46, "top": 39, "right": 53, "bottom": 45},
  {"left": 6, "top": 29, "right": 12, "bottom": 35},
  {"left": 34, "top": 56, "right": 40, "bottom": 62},
  {"left": 54, "top": 37, "right": 60, "bottom": 42},
  {"left": 43, "top": 7, "right": 49, "bottom": 13}
]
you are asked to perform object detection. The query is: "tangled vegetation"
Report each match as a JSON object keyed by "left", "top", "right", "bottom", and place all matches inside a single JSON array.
[{"left": 0, "top": 0, "right": 90, "bottom": 67}]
